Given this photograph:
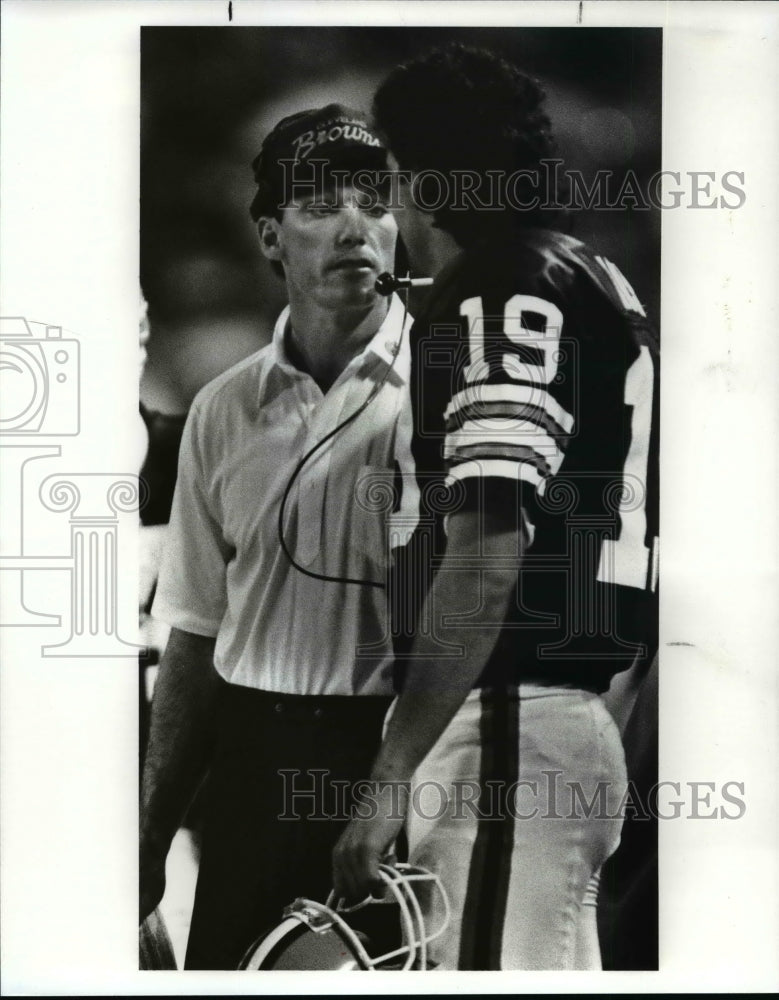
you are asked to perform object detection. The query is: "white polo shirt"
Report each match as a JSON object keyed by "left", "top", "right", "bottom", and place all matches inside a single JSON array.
[{"left": 153, "top": 294, "right": 416, "bottom": 695}]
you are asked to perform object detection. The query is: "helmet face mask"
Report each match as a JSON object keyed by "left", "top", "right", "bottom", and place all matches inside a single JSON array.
[{"left": 238, "top": 863, "right": 450, "bottom": 971}]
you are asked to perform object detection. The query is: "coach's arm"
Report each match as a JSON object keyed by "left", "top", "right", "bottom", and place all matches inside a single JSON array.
[
  {"left": 139, "top": 627, "right": 222, "bottom": 923},
  {"left": 333, "top": 498, "right": 526, "bottom": 901}
]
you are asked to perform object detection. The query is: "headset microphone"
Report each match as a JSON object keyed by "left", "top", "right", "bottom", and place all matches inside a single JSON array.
[{"left": 375, "top": 272, "right": 434, "bottom": 296}]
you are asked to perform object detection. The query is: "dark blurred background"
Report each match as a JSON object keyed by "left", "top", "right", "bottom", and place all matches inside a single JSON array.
[{"left": 140, "top": 26, "right": 661, "bottom": 413}]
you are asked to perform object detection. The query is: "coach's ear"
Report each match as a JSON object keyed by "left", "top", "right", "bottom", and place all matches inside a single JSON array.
[{"left": 257, "top": 217, "right": 283, "bottom": 262}]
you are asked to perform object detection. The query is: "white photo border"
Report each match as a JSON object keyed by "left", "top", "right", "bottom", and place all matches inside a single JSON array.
[{"left": 1, "top": 1, "right": 777, "bottom": 993}]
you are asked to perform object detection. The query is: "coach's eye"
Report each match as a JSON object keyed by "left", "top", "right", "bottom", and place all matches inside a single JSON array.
[{"left": 356, "top": 196, "right": 389, "bottom": 217}]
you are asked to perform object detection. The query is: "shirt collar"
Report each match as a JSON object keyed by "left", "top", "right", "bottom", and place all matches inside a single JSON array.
[{"left": 258, "top": 294, "right": 412, "bottom": 405}]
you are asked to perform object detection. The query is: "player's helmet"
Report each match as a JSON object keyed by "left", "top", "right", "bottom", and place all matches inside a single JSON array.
[{"left": 238, "top": 863, "right": 450, "bottom": 971}]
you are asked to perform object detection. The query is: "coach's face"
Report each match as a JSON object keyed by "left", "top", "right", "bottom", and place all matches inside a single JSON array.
[{"left": 259, "top": 182, "right": 397, "bottom": 309}]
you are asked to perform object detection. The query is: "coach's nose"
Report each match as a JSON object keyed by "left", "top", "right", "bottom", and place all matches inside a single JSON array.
[{"left": 335, "top": 203, "right": 369, "bottom": 246}]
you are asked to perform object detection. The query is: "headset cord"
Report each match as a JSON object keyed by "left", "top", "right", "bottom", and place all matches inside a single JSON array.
[{"left": 277, "top": 291, "right": 410, "bottom": 588}]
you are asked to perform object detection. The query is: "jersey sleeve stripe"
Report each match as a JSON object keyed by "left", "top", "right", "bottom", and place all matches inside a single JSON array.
[
  {"left": 445, "top": 403, "right": 571, "bottom": 446},
  {"left": 446, "top": 403, "right": 570, "bottom": 447},
  {"left": 446, "top": 419, "right": 565, "bottom": 458},
  {"left": 446, "top": 458, "right": 544, "bottom": 488},
  {"left": 447, "top": 443, "right": 554, "bottom": 477},
  {"left": 444, "top": 384, "right": 575, "bottom": 435}
]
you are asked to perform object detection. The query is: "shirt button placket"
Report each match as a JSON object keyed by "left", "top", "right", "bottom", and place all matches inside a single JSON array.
[{"left": 296, "top": 384, "right": 328, "bottom": 566}]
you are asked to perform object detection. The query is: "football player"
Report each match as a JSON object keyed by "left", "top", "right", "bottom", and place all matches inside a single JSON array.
[{"left": 333, "top": 44, "right": 659, "bottom": 970}]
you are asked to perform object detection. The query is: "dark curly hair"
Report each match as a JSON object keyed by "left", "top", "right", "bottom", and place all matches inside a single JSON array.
[{"left": 373, "top": 44, "right": 560, "bottom": 247}]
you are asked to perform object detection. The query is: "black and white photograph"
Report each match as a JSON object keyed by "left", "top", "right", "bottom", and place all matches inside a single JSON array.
[
  {"left": 1, "top": 1, "right": 777, "bottom": 994},
  {"left": 138, "top": 24, "right": 662, "bottom": 973}
]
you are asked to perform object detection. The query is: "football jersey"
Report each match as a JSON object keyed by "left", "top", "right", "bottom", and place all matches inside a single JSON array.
[{"left": 392, "top": 228, "right": 659, "bottom": 693}]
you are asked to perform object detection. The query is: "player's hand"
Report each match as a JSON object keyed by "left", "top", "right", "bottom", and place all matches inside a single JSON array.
[{"left": 332, "top": 781, "right": 409, "bottom": 903}]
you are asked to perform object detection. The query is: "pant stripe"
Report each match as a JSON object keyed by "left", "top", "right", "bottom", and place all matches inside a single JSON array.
[
  {"left": 489, "top": 689, "right": 520, "bottom": 968},
  {"left": 458, "top": 687, "right": 520, "bottom": 970}
]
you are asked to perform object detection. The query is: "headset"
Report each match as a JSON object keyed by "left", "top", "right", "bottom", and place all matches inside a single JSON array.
[
  {"left": 276, "top": 271, "right": 431, "bottom": 589},
  {"left": 374, "top": 273, "right": 434, "bottom": 296}
]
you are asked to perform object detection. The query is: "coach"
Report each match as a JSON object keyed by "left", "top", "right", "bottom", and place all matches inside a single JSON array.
[{"left": 139, "top": 104, "right": 415, "bottom": 970}]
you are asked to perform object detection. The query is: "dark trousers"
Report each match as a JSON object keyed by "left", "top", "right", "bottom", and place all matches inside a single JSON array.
[{"left": 184, "top": 684, "right": 391, "bottom": 970}]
